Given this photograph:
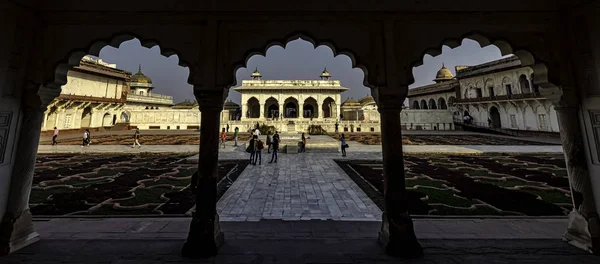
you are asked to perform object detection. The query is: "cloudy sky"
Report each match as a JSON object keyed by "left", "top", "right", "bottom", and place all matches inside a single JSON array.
[{"left": 98, "top": 38, "right": 505, "bottom": 104}]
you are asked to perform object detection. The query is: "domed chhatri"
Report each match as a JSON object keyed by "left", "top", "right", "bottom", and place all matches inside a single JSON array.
[
  {"left": 251, "top": 67, "right": 262, "bottom": 80},
  {"left": 341, "top": 97, "right": 360, "bottom": 106},
  {"left": 130, "top": 65, "right": 153, "bottom": 84},
  {"left": 320, "top": 67, "right": 332, "bottom": 80},
  {"left": 433, "top": 63, "right": 454, "bottom": 83}
]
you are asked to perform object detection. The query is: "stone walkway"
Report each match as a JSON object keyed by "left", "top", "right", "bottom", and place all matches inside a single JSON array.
[{"left": 5, "top": 218, "right": 598, "bottom": 263}]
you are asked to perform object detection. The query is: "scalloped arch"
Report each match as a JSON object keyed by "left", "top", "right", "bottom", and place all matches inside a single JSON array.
[
  {"left": 230, "top": 32, "right": 373, "bottom": 89},
  {"left": 49, "top": 33, "right": 192, "bottom": 89},
  {"left": 303, "top": 96, "right": 318, "bottom": 103},
  {"left": 409, "top": 32, "right": 553, "bottom": 89}
]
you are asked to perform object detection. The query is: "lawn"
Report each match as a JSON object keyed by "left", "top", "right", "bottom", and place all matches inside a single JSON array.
[
  {"left": 336, "top": 153, "right": 570, "bottom": 216},
  {"left": 31, "top": 154, "right": 249, "bottom": 216}
]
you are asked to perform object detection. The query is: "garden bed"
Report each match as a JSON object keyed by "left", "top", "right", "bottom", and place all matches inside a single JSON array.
[
  {"left": 335, "top": 153, "right": 570, "bottom": 216},
  {"left": 329, "top": 133, "right": 559, "bottom": 146},
  {"left": 30, "top": 154, "right": 249, "bottom": 216}
]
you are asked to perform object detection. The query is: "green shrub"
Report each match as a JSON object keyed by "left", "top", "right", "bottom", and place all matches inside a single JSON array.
[
  {"left": 308, "top": 125, "right": 327, "bottom": 135},
  {"left": 259, "top": 124, "right": 276, "bottom": 135}
]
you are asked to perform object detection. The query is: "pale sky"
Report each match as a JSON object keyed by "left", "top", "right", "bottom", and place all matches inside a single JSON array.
[{"left": 97, "top": 38, "right": 505, "bottom": 104}]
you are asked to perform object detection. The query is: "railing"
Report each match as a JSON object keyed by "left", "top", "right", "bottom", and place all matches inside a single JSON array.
[
  {"left": 453, "top": 117, "right": 520, "bottom": 137},
  {"left": 127, "top": 94, "right": 173, "bottom": 104},
  {"left": 58, "top": 94, "right": 125, "bottom": 103},
  {"left": 454, "top": 92, "right": 542, "bottom": 104}
]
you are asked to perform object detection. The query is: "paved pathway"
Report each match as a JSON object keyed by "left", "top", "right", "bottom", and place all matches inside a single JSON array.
[{"left": 5, "top": 218, "right": 597, "bottom": 264}]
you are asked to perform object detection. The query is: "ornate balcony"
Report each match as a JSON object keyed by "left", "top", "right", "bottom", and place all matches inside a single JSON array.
[{"left": 454, "top": 92, "right": 543, "bottom": 104}]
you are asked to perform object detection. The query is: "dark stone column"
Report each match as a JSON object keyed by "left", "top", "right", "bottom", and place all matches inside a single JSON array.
[
  {"left": 0, "top": 86, "right": 59, "bottom": 255},
  {"left": 377, "top": 100, "right": 423, "bottom": 258},
  {"left": 557, "top": 105, "right": 600, "bottom": 254},
  {"left": 181, "top": 92, "right": 224, "bottom": 258}
]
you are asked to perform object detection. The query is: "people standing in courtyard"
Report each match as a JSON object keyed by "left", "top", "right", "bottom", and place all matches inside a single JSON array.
[
  {"left": 266, "top": 131, "right": 273, "bottom": 153},
  {"left": 253, "top": 134, "right": 263, "bottom": 165},
  {"left": 86, "top": 129, "right": 91, "bottom": 146},
  {"left": 220, "top": 128, "right": 227, "bottom": 148},
  {"left": 254, "top": 127, "right": 261, "bottom": 137},
  {"left": 132, "top": 128, "right": 141, "bottom": 148},
  {"left": 248, "top": 135, "right": 256, "bottom": 162},
  {"left": 52, "top": 127, "right": 59, "bottom": 145},
  {"left": 226, "top": 124, "right": 230, "bottom": 133},
  {"left": 256, "top": 122, "right": 260, "bottom": 130},
  {"left": 234, "top": 127, "right": 239, "bottom": 147},
  {"left": 300, "top": 133, "right": 307, "bottom": 153},
  {"left": 269, "top": 131, "right": 280, "bottom": 163},
  {"left": 340, "top": 133, "right": 347, "bottom": 157},
  {"left": 335, "top": 122, "right": 339, "bottom": 133}
]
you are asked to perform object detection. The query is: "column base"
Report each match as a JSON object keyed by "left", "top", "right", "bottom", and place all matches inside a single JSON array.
[
  {"left": 563, "top": 210, "right": 600, "bottom": 255},
  {"left": 181, "top": 213, "right": 224, "bottom": 258},
  {"left": 0, "top": 209, "right": 40, "bottom": 256},
  {"left": 378, "top": 212, "right": 423, "bottom": 258}
]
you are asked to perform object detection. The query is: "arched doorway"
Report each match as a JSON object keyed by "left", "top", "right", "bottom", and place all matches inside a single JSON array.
[
  {"left": 428, "top": 98, "right": 437, "bottom": 109},
  {"left": 264, "top": 97, "right": 279, "bottom": 118},
  {"left": 112, "top": 114, "right": 117, "bottom": 125},
  {"left": 284, "top": 97, "right": 298, "bottom": 118},
  {"left": 247, "top": 97, "right": 260, "bottom": 118},
  {"left": 519, "top": 74, "right": 531, "bottom": 93},
  {"left": 412, "top": 101, "right": 420, "bottom": 109},
  {"left": 303, "top": 97, "right": 318, "bottom": 118},
  {"left": 81, "top": 107, "right": 92, "bottom": 128},
  {"left": 438, "top": 98, "right": 447, "bottom": 109},
  {"left": 322, "top": 97, "right": 335, "bottom": 118},
  {"left": 448, "top": 96, "right": 456, "bottom": 107},
  {"left": 102, "top": 113, "right": 112, "bottom": 127},
  {"left": 420, "top": 100, "right": 428, "bottom": 109},
  {"left": 120, "top": 112, "right": 130, "bottom": 123},
  {"left": 489, "top": 106, "right": 501, "bottom": 128}
]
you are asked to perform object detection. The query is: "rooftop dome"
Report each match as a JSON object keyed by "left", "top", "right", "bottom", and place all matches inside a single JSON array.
[
  {"left": 341, "top": 97, "right": 360, "bottom": 106},
  {"left": 251, "top": 68, "right": 262, "bottom": 77},
  {"left": 320, "top": 67, "right": 331, "bottom": 77},
  {"left": 433, "top": 63, "right": 454, "bottom": 83},
  {"left": 130, "top": 65, "right": 152, "bottom": 84},
  {"left": 224, "top": 100, "right": 240, "bottom": 109},
  {"left": 359, "top": 95, "right": 375, "bottom": 105}
]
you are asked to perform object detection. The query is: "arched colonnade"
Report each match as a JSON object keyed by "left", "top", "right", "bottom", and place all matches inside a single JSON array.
[{"left": 2, "top": 1, "right": 600, "bottom": 258}]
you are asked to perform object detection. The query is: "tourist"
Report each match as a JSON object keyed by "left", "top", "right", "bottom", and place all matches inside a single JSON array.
[
  {"left": 254, "top": 127, "right": 261, "bottom": 137},
  {"left": 86, "top": 129, "right": 91, "bottom": 146},
  {"left": 335, "top": 122, "right": 339, "bottom": 133},
  {"left": 300, "top": 133, "right": 307, "bottom": 153},
  {"left": 52, "top": 127, "right": 59, "bottom": 145},
  {"left": 487, "top": 118, "right": 492, "bottom": 127},
  {"left": 340, "top": 133, "right": 347, "bottom": 157},
  {"left": 234, "top": 127, "right": 239, "bottom": 146},
  {"left": 220, "top": 128, "right": 227, "bottom": 148},
  {"left": 340, "top": 114, "right": 343, "bottom": 121},
  {"left": 248, "top": 135, "right": 256, "bottom": 163},
  {"left": 269, "top": 131, "right": 280, "bottom": 163},
  {"left": 266, "top": 131, "right": 273, "bottom": 153},
  {"left": 132, "top": 128, "right": 141, "bottom": 148},
  {"left": 226, "top": 124, "right": 230, "bottom": 133},
  {"left": 256, "top": 122, "right": 259, "bottom": 130},
  {"left": 82, "top": 129, "right": 88, "bottom": 147},
  {"left": 253, "top": 134, "right": 263, "bottom": 165}
]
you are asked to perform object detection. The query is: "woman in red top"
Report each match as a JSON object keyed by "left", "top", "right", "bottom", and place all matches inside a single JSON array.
[{"left": 220, "top": 128, "right": 227, "bottom": 148}]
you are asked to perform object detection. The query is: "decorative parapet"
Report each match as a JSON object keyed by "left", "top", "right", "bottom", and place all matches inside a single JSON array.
[
  {"left": 454, "top": 92, "right": 543, "bottom": 104},
  {"left": 57, "top": 94, "right": 126, "bottom": 104},
  {"left": 127, "top": 94, "right": 174, "bottom": 105}
]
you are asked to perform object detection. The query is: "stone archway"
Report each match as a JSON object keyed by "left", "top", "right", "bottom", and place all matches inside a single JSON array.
[
  {"left": 420, "top": 100, "right": 428, "bottom": 109},
  {"left": 120, "top": 112, "right": 130, "bottom": 123},
  {"left": 303, "top": 97, "right": 318, "bottom": 118},
  {"left": 412, "top": 101, "right": 420, "bottom": 109},
  {"left": 428, "top": 98, "right": 437, "bottom": 109},
  {"left": 322, "top": 97, "right": 335, "bottom": 118},
  {"left": 102, "top": 113, "right": 112, "bottom": 127},
  {"left": 265, "top": 97, "right": 279, "bottom": 118},
  {"left": 438, "top": 98, "right": 447, "bottom": 109},
  {"left": 489, "top": 106, "right": 501, "bottom": 128},
  {"left": 284, "top": 97, "right": 298, "bottom": 118},
  {"left": 247, "top": 97, "right": 260, "bottom": 118}
]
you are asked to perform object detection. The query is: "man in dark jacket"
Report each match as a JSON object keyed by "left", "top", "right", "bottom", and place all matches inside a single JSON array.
[{"left": 269, "top": 131, "right": 280, "bottom": 163}]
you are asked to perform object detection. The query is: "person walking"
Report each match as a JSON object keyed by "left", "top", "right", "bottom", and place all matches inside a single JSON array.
[
  {"left": 52, "top": 127, "right": 59, "bottom": 145},
  {"left": 220, "top": 128, "right": 227, "bottom": 148},
  {"left": 226, "top": 124, "right": 230, "bottom": 133},
  {"left": 132, "top": 128, "right": 141, "bottom": 148},
  {"left": 340, "top": 133, "right": 347, "bottom": 157},
  {"left": 253, "top": 135, "right": 263, "bottom": 165},
  {"left": 82, "top": 129, "right": 89, "bottom": 147},
  {"left": 234, "top": 127, "right": 239, "bottom": 147},
  {"left": 85, "top": 129, "right": 91, "bottom": 146},
  {"left": 300, "top": 133, "right": 307, "bottom": 153},
  {"left": 266, "top": 131, "right": 273, "bottom": 153},
  {"left": 248, "top": 135, "right": 256, "bottom": 163},
  {"left": 335, "top": 122, "right": 339, "bottom": 133},
  {"left": 269, "top": 131, "right": 279, "bottom": 163}
]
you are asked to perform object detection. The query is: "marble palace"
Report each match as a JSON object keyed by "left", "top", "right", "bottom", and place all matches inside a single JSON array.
[{"left": 40, "top": 55, "right": 558, "bottom": 136}]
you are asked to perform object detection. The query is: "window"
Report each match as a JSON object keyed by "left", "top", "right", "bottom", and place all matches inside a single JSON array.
[
  {"left": 505, "top": 84, "right": 512, "bottom": 96},
  {"left": 356, "top": 127, "right": 361, "bottom": 132},
  {"left": 476, "top": 88, "right": 482, "bottom": 98},
  {"left": 64, "top": 114, "right": 72, "bottom": 128},
  {"left": 370, "top": 127, "right": 375, "bottom": 132},
  {"left": 139, "top": 91, "right": 144, "bottom": 95},
  {"left": 509, "top": 115, "right": 518, "bottom": 128},
  {"left": 538, "top": 114, "right": 548, "bottom": 131},
  {"left": 488, "top": 87, "right": 495, "bottom": 97}
]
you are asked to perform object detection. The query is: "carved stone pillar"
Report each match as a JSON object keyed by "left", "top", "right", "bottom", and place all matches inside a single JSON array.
[
  {"left": 0, "top": 86, "right": 60, "bottom": 255},
  {"left": 377, "top": 93, "right": 423, "bottom": 258},
  {"left": 557, "top": 105, "right": 600, "bottom": 253},
  {"left": 259, "top": 103, "right": 265, "bottom": 120},
  {"left": 181, "top": 90, "right": 224, "bottom": 258}
]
